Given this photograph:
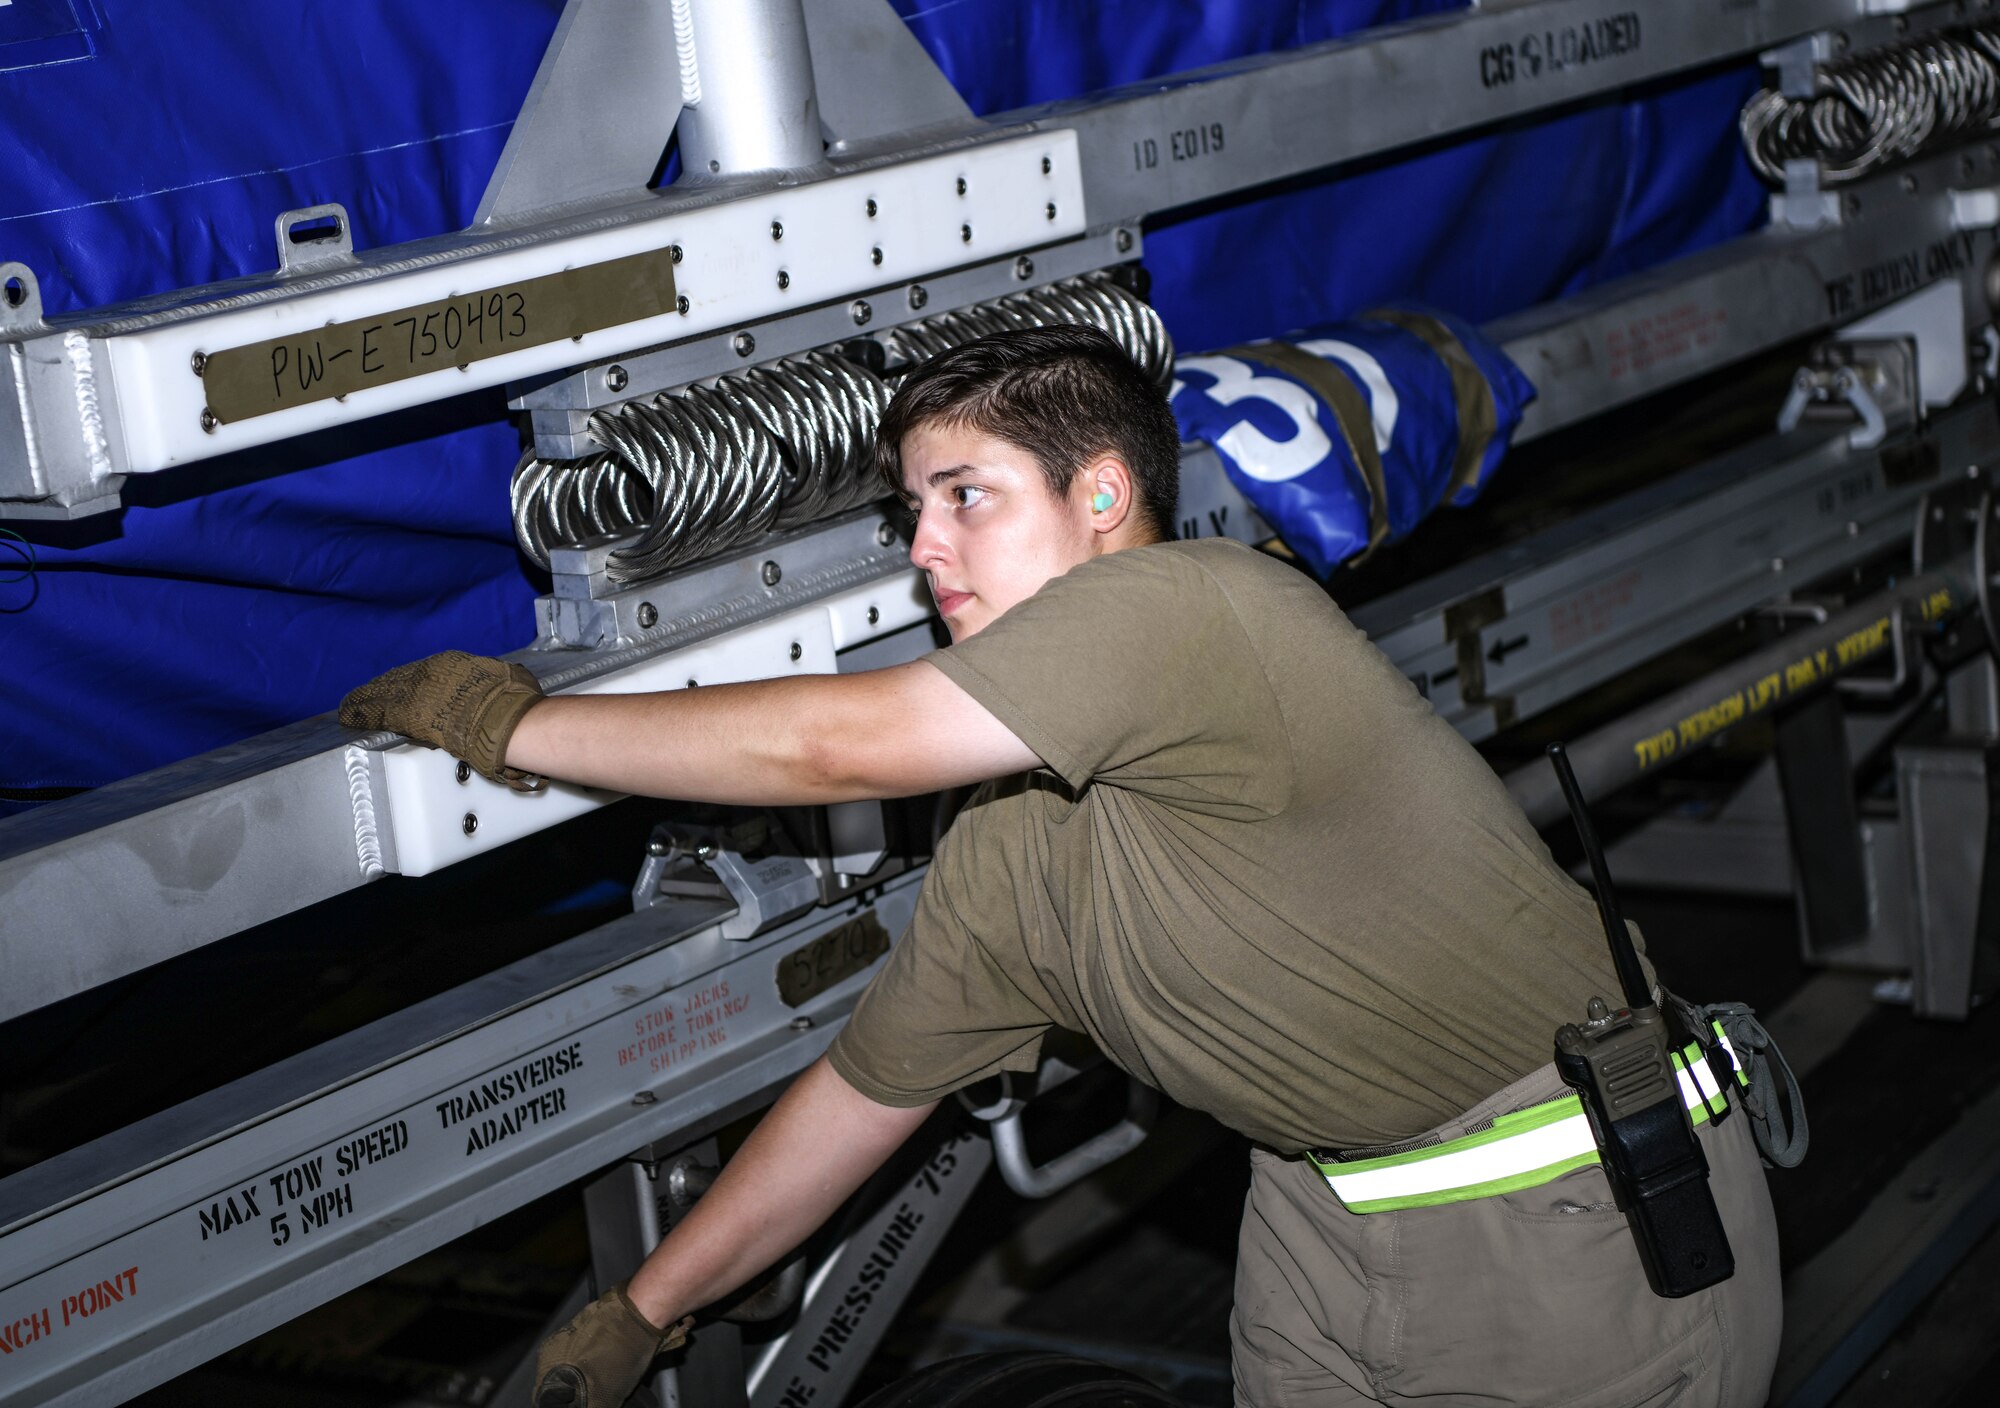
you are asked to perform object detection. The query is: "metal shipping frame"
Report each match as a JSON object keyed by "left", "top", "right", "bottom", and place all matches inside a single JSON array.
[{"left": 9, "top": 2, "right": 2000, "bottom": 1404}]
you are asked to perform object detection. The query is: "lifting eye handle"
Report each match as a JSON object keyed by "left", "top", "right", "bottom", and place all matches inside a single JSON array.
[{"left": 959, "top": 1059, "right": 1160, "bottom": 1198}]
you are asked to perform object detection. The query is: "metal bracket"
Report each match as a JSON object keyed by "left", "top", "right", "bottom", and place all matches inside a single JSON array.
[
  {"left": 633, "top": 819, "right": 821, "bottom": 941},
  {"left": 0, "top": 261, "right": 46, "bottom": 337},
  {"left": 274, "top": 204, "right": 356, "bottom": 276},
  {"left": 1778, "top": 339, "right": 1918, "bottom": 448}
]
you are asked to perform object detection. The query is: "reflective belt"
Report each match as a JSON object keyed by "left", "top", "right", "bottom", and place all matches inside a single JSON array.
[{"left": 1311, "top": 1026, "right": 1746, "bottom": 1214}]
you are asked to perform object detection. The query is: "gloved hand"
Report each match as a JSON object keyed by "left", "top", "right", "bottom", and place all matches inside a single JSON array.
[
  {"left": 533, "top": 1284, "right": 692, "bottom": 1408},
  {"left": 337, "top": 650, "right": 548, "bottom": 792}
]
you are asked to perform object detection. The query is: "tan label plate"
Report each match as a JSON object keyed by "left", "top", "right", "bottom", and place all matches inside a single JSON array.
[
  {"left": 200, "top": 246, "right": 679, "bottom": 424},
  {"left": 776, "top": 911, "right": 892, "bottom": 1010}
]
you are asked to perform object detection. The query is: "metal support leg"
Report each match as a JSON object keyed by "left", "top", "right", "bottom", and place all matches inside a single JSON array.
[
  {"left": 676, "top": 0, "right": 827, "bottom": 182},
  {"left": 1898, "top": 742, "right": 2000, "bottom": 1019},
  {"left": 1776, "top": 692, "right": 1871, "bottom": 961},
  {"left": 581, "top": 1141, "right": 748, "bottom": 1408}
]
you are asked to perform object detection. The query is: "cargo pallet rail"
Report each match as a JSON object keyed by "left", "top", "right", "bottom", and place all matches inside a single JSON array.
[{"left": 7, "top": 2, "right": 2000, "bottom": 1405}]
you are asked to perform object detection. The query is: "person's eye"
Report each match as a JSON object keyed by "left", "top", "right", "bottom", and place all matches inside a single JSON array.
[{"left": 952, "top": 485, "right": 988, "bottom": 508}]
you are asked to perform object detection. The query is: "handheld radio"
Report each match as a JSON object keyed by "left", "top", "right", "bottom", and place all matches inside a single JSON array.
[{"left": 1546, "top": 742, "right": 1734, "bottom": 1298}]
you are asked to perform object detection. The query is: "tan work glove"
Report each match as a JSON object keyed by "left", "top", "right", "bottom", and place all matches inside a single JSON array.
[
  {"left": 337, "top": 650, "right": 547, "bottom": 792},
  {"left": 533, "top": 1284, "right": 692, "bottom": 1408}
]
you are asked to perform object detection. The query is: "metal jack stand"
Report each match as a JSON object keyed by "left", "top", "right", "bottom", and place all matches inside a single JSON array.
[{"left": 1777, "top": 495, "right": 2000, "bottom": 1017}]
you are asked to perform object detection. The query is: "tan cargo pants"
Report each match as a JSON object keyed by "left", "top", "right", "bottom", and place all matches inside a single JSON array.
[{"left": 1230, "top": 1063, "right": 1782, "bottom": 1407}]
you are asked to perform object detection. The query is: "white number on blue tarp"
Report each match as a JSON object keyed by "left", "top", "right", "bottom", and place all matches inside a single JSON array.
[
  {"left": 1297, "top": 339, "right": 1399, "bottom": 452},
  {"left": 1174, "top": 355, "right": 1331, "bottom": 483}
]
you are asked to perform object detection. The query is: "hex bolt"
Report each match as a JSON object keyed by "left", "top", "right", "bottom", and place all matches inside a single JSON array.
[
  {"left": 605, "top": 364, "right": 629, "bottom": 393},
  {"left": 851, "top": 298, "right": 873, "bottom": 326},
  {"left": 734, "top": 331, "right": 757, "bottom": 357},
  {"left": 1771, "top": 556, "right": 1786, "bottom": 573},
  {"left": 956, "top": 176, "right": 968, "bottom": 196},
  {"left": 876, "top": 522, "right": 897, "bottom": 547},
  {"left": 1041, "top": 155, "right": 1053, "bottom": 175},
  {"left": 961, "top": 223, "right": 973, "bottom": 243},
  {"left": 909, "top": 284, "right": 929, "bottom": 310},
  {"left": 190, "top": 350, "right": 208, "bottom": 377},
  {"left": 200, "top": 408, "right": 219, "bottom": 434},
  {"left": 1015, "top": 255, "right": 1034, "bottom": 280},
  {"left": 1116, "top": 227, "right": 1134, "bottom": 253},
  {"left": 866, "top": 197, "right": 878, "bottom": 218},
  {"left": 777, "top": 269, "right": 791, "bottom": 291},
  {"left": 696, "top": 842, "right": 718, "bottom": 861},
  {"left": 762, "top": 559, "right": 783, "bottom": 587},
  {"left": 632, "top": 1091, "right": 658, "bottom": 1106},
  {"left": 871, "top": 245, "right": 884, "bottom": 266},
  {"left": 669, "top": 244, "right": 684, "bottom": 264},
  {"left": 867, "top": 605, "right": 881, "bottom": 626},
  {"left": 1046, "top": 202, "right": 1058, "bottom": 221},
  {"left": 789, "top": 641, "right": 804, "bottom": 662},
  {"left": 637, "top": 601, "right": 659, "bottom": 628},
  {"left": 456, "top": 761, "right": 472, "bottom": 785},
  {"left": 677, "top": 294, "right": 690, "bottom": 316},
  {"left": 790, "top": 1015, "right": 815, "bottom": 1032},
  {"left": 648, "top": 837, "right": 671, "bottom": 857},
  {"left": 462, "top": 812, "right": 479, "bottom": 837},
  {"left": 770, "top": 219, "right": 784, "bottom": 242}
]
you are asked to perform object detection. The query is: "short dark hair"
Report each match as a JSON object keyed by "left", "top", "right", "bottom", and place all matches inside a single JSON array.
[{"left": 877, "top": 324, "right": 1180, "bottom": 541}]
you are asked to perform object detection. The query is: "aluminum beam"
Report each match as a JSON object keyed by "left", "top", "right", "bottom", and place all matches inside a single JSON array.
[
  {"left": 1355, "top": 393, "right": 2000, "bottom": 743},
  {"left": 0, "top": 505, "right": 926, "bottom": 1022},
  {"left": 0, "top": 871, "right": 921, "bottom": 1408},
  {"left": 0, "top": 0, "right": 1885, "bottom": 513},
  {"left": 1019, "top": 0, "right": 1888, "bottom": 226},
  {"left": 1497, "top": 147, "right": 2000, "bottom": 446}
]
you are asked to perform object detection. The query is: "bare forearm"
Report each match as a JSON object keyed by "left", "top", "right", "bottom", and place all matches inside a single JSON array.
[
  {"left": 502, "top": 659, "right": 1036, "bottom": 804},
  {"left": 507, "top": 678, "right": 860, "bottom": 804},
  {"left": 625, "top": 1058, "right": 936, "bottom": 1327}
]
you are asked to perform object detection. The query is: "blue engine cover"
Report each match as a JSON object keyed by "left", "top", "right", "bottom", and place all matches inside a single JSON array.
[{"left": 0, "top": 0, "right": 1767, "bottom": 802}]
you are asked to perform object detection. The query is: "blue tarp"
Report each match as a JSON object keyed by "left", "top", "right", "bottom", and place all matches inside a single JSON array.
[
  {"left": 1173, "top": 311, "right": 1535, "bottom": 577},
  {"left": 0, "top": 0, "right": 1768, "bottom": 801}
]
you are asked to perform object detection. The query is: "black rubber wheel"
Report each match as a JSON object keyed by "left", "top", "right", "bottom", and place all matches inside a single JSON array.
[{"left": 850, "top": 1352, "right": 1190, "bottom": 1408}]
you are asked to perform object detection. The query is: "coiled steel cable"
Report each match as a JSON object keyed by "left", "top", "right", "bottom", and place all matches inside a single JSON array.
[
  {"left": 1742, "top": 25, "right": 2000, "bottom": 185},
  {"left": 511, "top": 272, "right": 1173, "bottom": 583},
  {"left": 885, "top": 271, "right": 1175, "bottom": 387},
  {"left": 512, "top": 348, "right": 888, "bottom": 581}
]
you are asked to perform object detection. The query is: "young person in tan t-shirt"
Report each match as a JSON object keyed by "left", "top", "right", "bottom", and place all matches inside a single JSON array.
[{"left": 341, "top": 325, "right": 1781, "bottom": 1408}]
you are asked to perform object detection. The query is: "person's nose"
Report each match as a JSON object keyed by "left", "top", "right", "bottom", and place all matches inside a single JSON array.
[{"left": 908, "top": 506, "right": 949, "bottom": 569}]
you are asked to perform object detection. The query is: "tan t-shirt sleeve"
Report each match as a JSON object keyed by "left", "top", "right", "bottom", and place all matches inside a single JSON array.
[
  {"left": 827, "top": 799, "right": 1056, "bottom": 1105},
  {"left": 926, "top": 545, "right": 1293, "bottom": 817}
]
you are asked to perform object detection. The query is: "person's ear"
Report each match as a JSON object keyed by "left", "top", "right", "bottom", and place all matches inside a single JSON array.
[{"left": 1084, "top": 455, "right": 1136, "bottom": 535}]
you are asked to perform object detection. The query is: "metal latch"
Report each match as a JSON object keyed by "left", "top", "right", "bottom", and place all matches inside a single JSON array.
[
  {"left": 1777, "top": 340, "right": 1918, "bottom": 450},
  {"left": 631, "top": 818, "right": 820, "bottom": 940}
]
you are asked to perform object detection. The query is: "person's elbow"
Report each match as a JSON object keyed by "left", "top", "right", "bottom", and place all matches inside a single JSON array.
[{"left": 788, "top": 711, "right": 914, "bottom": 803}]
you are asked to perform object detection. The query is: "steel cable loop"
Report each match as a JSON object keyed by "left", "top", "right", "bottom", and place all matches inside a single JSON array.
[
  {"left": 511, "top": 274, "right": 1173, "bottom": 581},
  {"left": 1742, "top": 24, "right": 2000, "bottom": 185}
]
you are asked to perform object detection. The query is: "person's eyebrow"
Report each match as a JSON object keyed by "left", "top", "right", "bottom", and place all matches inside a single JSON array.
[{"left": 925, "top": 464, "right": 975, "bottom": 488}]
